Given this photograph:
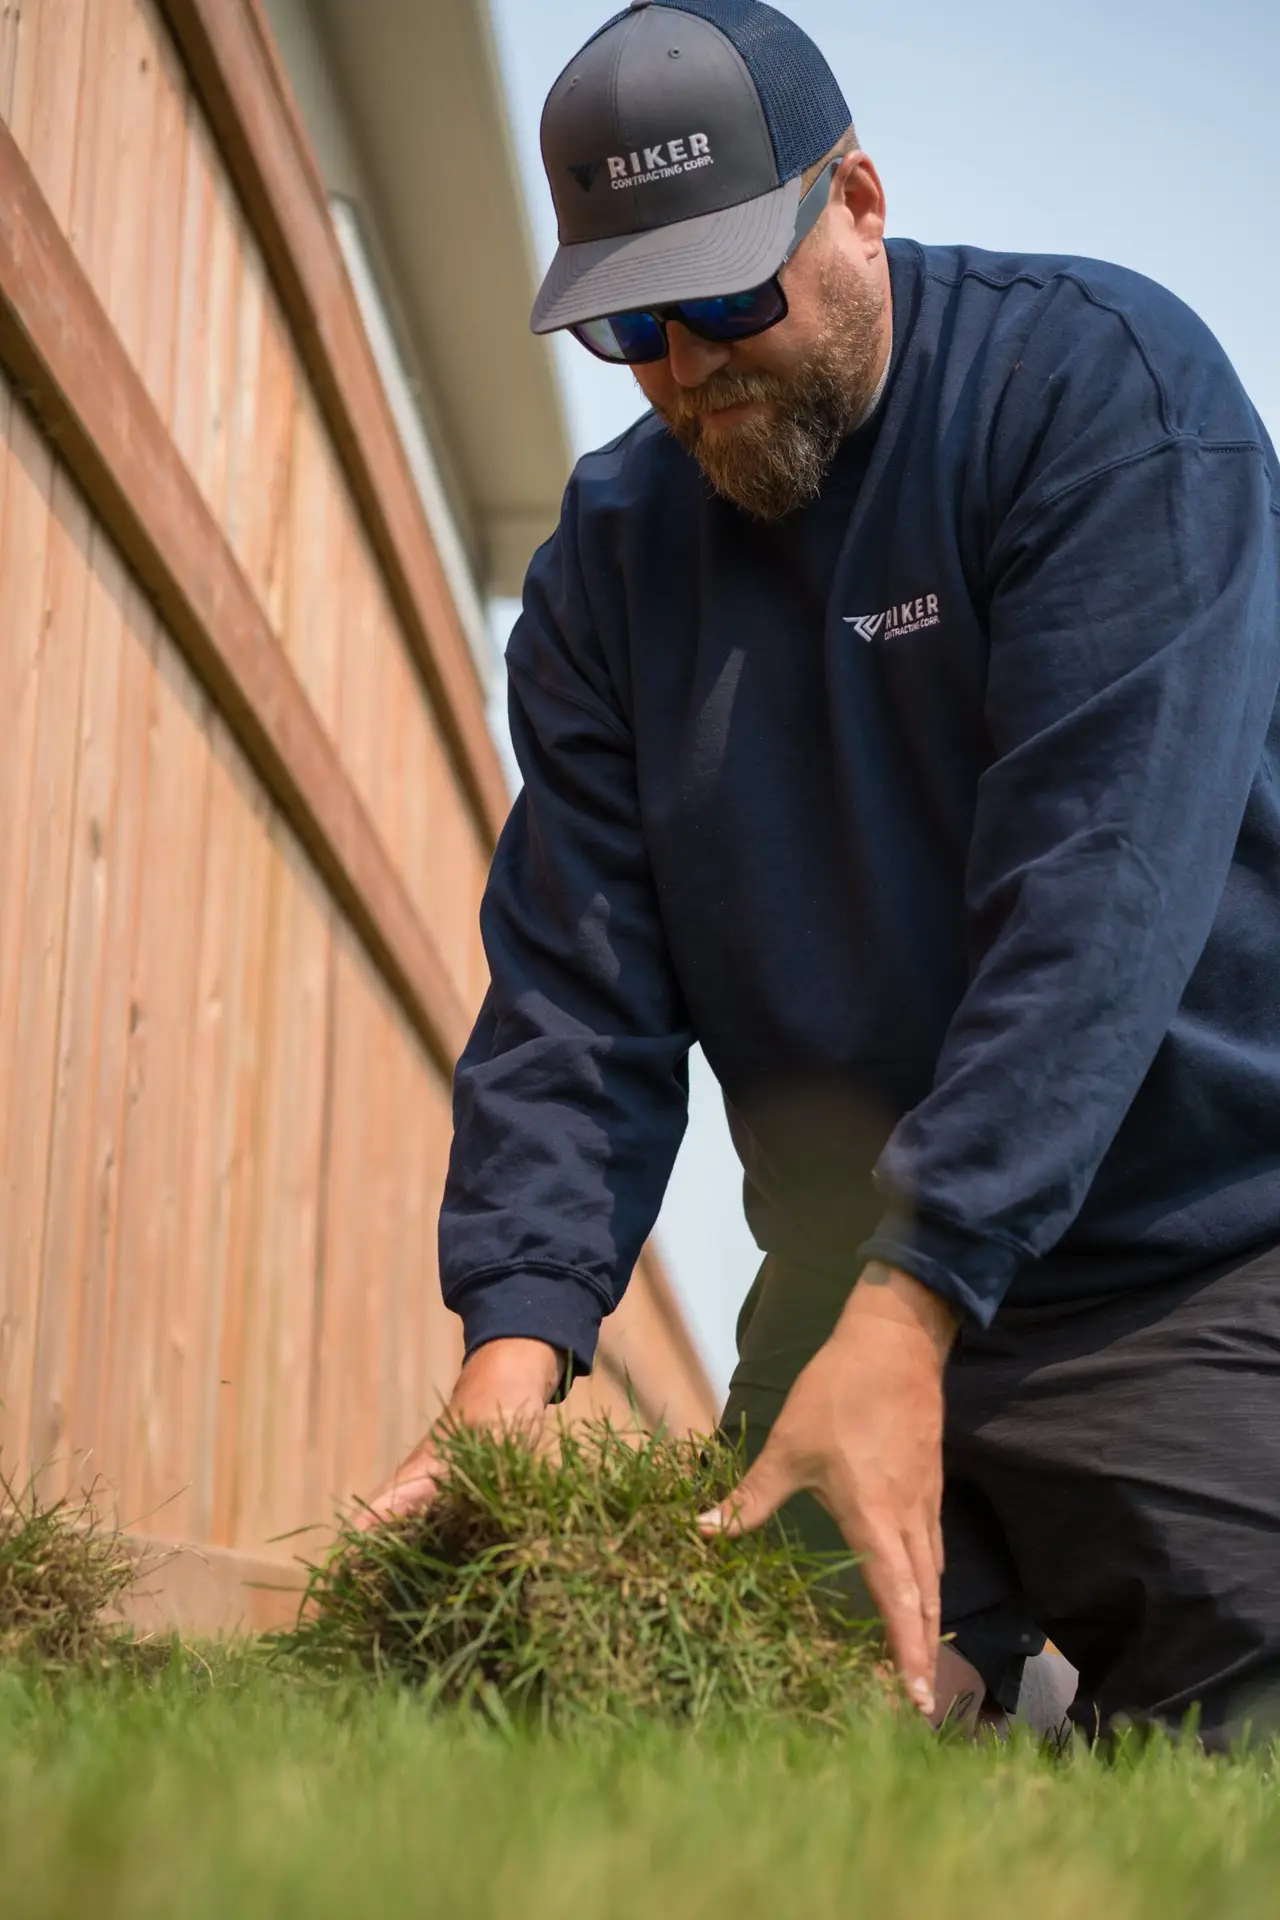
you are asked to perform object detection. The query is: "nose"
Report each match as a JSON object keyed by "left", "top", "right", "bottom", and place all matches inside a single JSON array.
[{"left": 664, "top": 320, "right": 731, "bottom": 387}]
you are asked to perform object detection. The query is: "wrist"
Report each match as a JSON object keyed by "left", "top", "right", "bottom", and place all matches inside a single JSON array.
[
  {"left": 458, "top": 1336, "right": 564, "bottom": 1405},
  {"left": 842, "top": 1263, "right": 959, "bottom": 1366}
]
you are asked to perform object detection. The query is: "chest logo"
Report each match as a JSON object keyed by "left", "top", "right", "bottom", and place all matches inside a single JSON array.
[{"left": 845, "top": 594, "right": 941, "bottom": 642}]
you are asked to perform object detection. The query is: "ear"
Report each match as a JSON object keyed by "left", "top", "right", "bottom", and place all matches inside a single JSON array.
[{"left": 832, "top": 151, "right": 887, "bottom": 254}]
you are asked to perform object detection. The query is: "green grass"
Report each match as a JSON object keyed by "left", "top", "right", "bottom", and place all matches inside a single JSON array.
[
  {"left": 0, "top": 1661, "right": 1277, "bottom": 1919},
  {"left": 0, "top": 1467, "right": 138, "bottom": 1668},
  {"left": 281, "top": 1419, "right": 881, "bottom": 1727},
  {"left": 3, "top": 1433, "right": 1277, "bottom": 1916}
]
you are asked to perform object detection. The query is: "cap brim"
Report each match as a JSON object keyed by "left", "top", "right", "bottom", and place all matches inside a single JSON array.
[{"left": 530, "top": 177, "right": 803, "bottom": 334}]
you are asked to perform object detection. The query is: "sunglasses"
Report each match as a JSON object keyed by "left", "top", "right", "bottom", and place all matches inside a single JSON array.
[{"left": 568, "top": 161, "right": 838, "bottom": 366}]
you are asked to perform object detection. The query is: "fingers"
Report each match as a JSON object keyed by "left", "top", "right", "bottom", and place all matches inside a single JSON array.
[
  {"left": 698, "top": 1442, "right": 943, "bottom": 1719},
  {"left": 697, "top": 1443, "right": 795, "bottom": 1537},
  {"left": 352, "top": 1453, "right": 442, "bottom": 1533},
  {"left": 905, "top": 1515, "right": 943, "bottom": 1694},
  {"left": 930, "top": 1509, "right": 945, "bottom": 1585},
  {"left": 857, "top": 1525, "right": 935, "bottom": 1716}
]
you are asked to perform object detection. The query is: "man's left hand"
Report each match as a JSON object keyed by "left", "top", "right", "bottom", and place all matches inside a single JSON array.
[{"left": 698, "top": 1264, "right": 958, "bottom": 1715}]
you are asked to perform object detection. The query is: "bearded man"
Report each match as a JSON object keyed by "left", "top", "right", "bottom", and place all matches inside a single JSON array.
[{"left": 364, "top": 0, "right": 1280, "bottom": 1747}]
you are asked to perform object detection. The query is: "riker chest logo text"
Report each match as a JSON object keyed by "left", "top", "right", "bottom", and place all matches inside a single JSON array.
[{"left": 844, "top": 595, "right": 941, "bottom": 642}]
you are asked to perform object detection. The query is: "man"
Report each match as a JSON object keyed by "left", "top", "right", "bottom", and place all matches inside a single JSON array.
[{"left": 365, "top": 0, "right": 1280, "bottom": 1746}]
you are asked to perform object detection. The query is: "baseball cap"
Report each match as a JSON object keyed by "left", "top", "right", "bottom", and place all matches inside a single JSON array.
[{"left": 531, "top": 0, "right": 851, "bottom": 335}]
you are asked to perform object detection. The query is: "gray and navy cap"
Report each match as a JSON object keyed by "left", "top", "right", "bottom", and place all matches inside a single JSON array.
[{"left": 531, "top": 0, "right": 851, "bottom": 334}]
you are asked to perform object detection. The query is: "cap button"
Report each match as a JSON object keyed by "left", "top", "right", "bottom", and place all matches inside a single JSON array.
[{"left": 629, "top": 1, "right": 653, "bottom": 9}]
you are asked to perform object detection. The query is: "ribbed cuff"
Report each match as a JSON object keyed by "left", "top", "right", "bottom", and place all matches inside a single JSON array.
[
  {"left": 857, "top": 1206, "right": 1024, "bottom": 1329},
  {"left": 453, "top": 1266, "right": 607, "bottom": 1381}
]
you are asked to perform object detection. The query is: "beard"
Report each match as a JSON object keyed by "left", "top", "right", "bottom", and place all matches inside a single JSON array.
[{"left": 655, "top": 253, "right": 887, "bottom": 521}]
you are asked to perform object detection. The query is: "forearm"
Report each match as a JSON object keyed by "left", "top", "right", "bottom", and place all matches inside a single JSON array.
[
  {"left": 450, "top": 1337, "right": 565, "bottom": 1417},
  {"left": 844, "top": 1262, "right": 960, "bottom": 1364}
]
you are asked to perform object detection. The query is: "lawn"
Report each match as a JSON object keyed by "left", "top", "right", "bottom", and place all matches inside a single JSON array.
[{"left": 2, "top": 1660, "right": 1278, "bottom": 1920}]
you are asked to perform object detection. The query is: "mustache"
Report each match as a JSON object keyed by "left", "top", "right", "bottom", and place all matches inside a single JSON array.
[{"left": 660, "top": 369, "right": 792, "bottom": 433}]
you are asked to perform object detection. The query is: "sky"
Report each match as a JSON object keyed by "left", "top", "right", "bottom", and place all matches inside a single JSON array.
[{"left": 486, "top": 0, "right": 1280, "bottom": 1392}]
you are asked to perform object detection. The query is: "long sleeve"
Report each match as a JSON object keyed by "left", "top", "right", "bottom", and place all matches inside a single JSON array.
[
  {"left": 862, "top": 428, "right": 1280, "bottom": 1324},
  {"left": 439, "top": 490, "right": 693, "bottom": 1375}
]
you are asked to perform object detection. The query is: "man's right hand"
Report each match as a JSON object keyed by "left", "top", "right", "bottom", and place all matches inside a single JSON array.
[{"left": 354, "top": 1337, "right": 563, "bottom": 1531}]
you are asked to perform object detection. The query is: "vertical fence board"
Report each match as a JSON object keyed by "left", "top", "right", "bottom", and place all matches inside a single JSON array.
[
  {"left": 133, "top": 79, "right": 249, "bottom": 1530},
  {"left": 355, "top": 979, "right": 395, "bottom": 1496},
  {"left": 226, "top": 370, "right": 342, "bottom": 1549},
  {"left": 70, "top": 585, "right": 156, "bottom": 1512},
  {"left": 209, "top": 817, "right": 282, "bottom": 1551},
  {"left": 52, "top": 0, "right": 190, "bottom": 1509},
  {"left": 0, "top": 0, "right": 22, "bottom": 123},
  {"left": 234, "top": 832, "right": 331, "bottom": 1549},
  {"left": 106, "top": 631, "right": 211, "bottom": 1527},
  {"left": 4, "top": 0, "right": 36, "bottom": 146},
  {"left": 224, "top": 242, "right": 264, "bottom": 574},
  {"left": 206, "top": 260, "right": 294, "bottom": 1549},
  {"left": 206, "top": 763, "right": 273, "bottom": 1549},
  {"left": 0, "top": 403, "right": 55, "bottom": 1445},
  {"left": 240, "top": 278, "right": 294, "bottom": 628},
  {"left": 29, "top": 538, "right": 129, "bottom": 1492},
  {"left": 178, "top": 209, "right": 278, "bottom": 1541},
  {"left": 100, "top": 68, "right": 228, "bottom": 1528},
  {"left": 91, "top": 0, "right": 160, "bottom": 363},
  {"left": 4, "top": 473, "right": 92, "bottom": 1476},
  {"left": 306, "top": 927, "right": 355, "bottom": 1523},
  {"left": 156, "top": 161, "right": 253, "bottom": 1540},
  {"left": 23, "top": 0, "right": 88, "bottom": 223},
  {"left": 64, "top": 0, "right": 128, "bottom": 293},
  {"left": 169, "top": 109, "right": 216, "bottom": 481},
  {"left": 29, "top": 0, "right": 158, "bottom": 1488},
  {"left": 177, "top": 724, "right": 271, "bottom": 1541},
  {"left": 321, "top": 529, "right": 382, "bottom": 1504},
  {"left": 138, "top": 3, "right": 190, "bottom": 415}
]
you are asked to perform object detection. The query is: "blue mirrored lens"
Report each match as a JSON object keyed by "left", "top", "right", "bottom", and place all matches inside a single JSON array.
[
  {"left": 575, "top": 311, "right": 666, "bottom": 363},
  {"left": 677, "top": 282, "right": 786, "bottom": 339}
]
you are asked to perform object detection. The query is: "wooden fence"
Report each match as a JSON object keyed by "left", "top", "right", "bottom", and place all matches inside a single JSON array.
[{"left": 0, "top": 0, "right": 716, "bottom": 1629}]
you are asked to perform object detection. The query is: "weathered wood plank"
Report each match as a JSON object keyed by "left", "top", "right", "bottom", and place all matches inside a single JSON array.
[
  {"left": 168, "top": 106, "right": 216, "bottom": 483},
  {"left": 208, "top": 803, "right": 278, "bottom": 1552},
  {"left": 147, "top": 104, "right": 253, "bottom": 1541},
  {"left": 69, "top": 584, "right": 157, "bottom": 1515},
  {"left": 137, "top": 0, "right": 191, "bottom": 413},
  {"left": 206, "top": 254, "right": 290, "bottom": 1550},
  {"left": 51, "top": 0, "right": 184, "bottom": 1512},
  {"left": 0, "top": 1, "right": 23, "bottom": 125},
  {"left": 0, "top": 401, "right": 55, "bottom": 1448},
  {"left": 4, "top": 471, "right": 92, "bottom": 1479},
  {"left": 231, "top": 831, "right": 331, "bottom": 1550},
  {"left": 21, "top": 0, "right": 88, "bottom": 223},
  {"left": 178, "top": 720, "right": 271, "bottom": 1542},
  {"left": 237, "top": 268, "right": 293, "bottom": 627},
  {"left": 107, "top": 632, "right": 211, "bottom": 1527},
  {"left": 308, "top": 926, "right": 372, "bottom": 1523},
  {"left": 64, "top": 0, "right": 127, "bottom": 296},
  {"left": 4, "top": 0, "right": 36, "bottom": 145},
  {"left": 29, "top": 535, "right": 130, "bottom": 1494}
]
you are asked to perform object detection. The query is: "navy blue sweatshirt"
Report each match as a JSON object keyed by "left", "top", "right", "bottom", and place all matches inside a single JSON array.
[{"left": 441, "top": 238, "right": 1280, "bottom": 1375}]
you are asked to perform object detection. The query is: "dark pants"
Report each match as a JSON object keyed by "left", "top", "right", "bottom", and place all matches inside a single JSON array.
[{"left": 722, "top": 1245, "right": 1280, "bottom": 1749}]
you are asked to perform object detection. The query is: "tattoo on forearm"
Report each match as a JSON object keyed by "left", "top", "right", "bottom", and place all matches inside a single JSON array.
[{"left": 860, "top": 1261, "right": 896, "bottom": 1287}]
